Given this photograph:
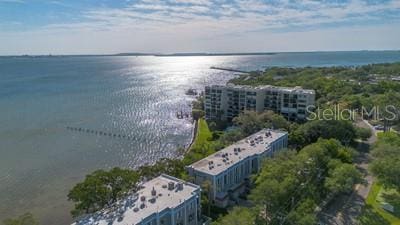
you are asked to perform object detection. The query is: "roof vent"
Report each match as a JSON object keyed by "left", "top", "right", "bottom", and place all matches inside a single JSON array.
[
  {"left": 177, "top": 182, "right": 184, "bottom": 190},
  {"left": 151, "top": 187, "right": 157, "bottom": 196},
  {"left": 140, "top": 196, "right": 146, "bottom": 202},
  {"left": 133, "top": 208, "right": 139, "bottom": 212},
  {"left": 168, "top": 181, "right": 175, "bottom": 190}
]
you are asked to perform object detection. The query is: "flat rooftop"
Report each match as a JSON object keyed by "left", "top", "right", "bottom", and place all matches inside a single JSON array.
[
  {"left": 208, "top": 84, "right": 315, "bottom": 95},
  {"left": 73, "top": 174, "right": 200, "bottom": 225},
  {"left": 188, "top": 129, "right": 288, "bottom": 176}
]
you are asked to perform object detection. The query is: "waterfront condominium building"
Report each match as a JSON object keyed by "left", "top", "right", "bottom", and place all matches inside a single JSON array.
[
  {"left": 186, "top": 129, "right": 288, "bottom": 208},
  {"left": 72, "top": 174, "right": 204, "bottom": 225},
  {"left": 204, "top": 84, "right": 315, "bottom": 121}
]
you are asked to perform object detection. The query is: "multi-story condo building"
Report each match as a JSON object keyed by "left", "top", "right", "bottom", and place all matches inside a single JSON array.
[
  {"left": 204, "top": 84, "right": 315, "bottom": 121},
  {"left": 186, "top": 129, "right": 288, "bottom": 208},
  {"left": 73, "top": 174, "right": 203, "bottom": 225}
]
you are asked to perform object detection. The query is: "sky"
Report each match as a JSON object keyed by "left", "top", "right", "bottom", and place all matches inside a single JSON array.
[{"left": 0, "top": 0, "right": 399, "bottom": 55}]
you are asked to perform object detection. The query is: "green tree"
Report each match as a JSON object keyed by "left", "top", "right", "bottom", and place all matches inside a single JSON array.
[
  {"left": 201, "top": 180, "right": 213, "bottom": 217},
  {"left": 138, "top": 158, "right": 185, "bottom": 179},
  {"left": 290, "top": 120, "right": 357, "bottom": 148},
  {"left": 325, "top": 163, "right": 363, "bottom": 195},
  {"left": 356, "top": 127, "right": 372, "bottom": 141},
  {"left": 370, "top": 133, "right": 400, "bottom": 191},
  {"left": 233, "top": 111, "right": 289, "bottom": 136},
  {"left": 3, "top": 213, "right": 39, "bottom": 225},
  {"left": 371, "top": 156, "right": 400, "bottom": 192},
  {"left": 192, "top": 109, "right": 205, "bottom": 120},
  {"left": 285, "top": 199, "right": 317, "bottom": 225},
  {"left": 68, "top": 167, "right": 139, "bottom": 217},
  {"left": 250, "top": 139, "right": 357, "bottom": 225},
  {"left": 212, "top": 207, "right": 255, "bottom": 225},
  {"left": 192, "top": 96, "right": 204, "bottom": 110},
  {"left": 233, "top": 111, "right": 265, "bottom": 135}
]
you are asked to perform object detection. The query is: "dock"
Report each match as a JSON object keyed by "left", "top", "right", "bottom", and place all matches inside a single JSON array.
[{"left": 210, "top": 66, "right": 251, "bottom": 74}]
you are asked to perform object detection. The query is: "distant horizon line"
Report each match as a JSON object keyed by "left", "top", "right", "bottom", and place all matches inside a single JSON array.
[{"left": 1, "top": 49, "right": 399, "bottom": 57}]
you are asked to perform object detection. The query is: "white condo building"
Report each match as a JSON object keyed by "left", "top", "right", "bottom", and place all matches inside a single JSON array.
[
  {"left": 73, "top": 174, "right": 204, "bottom": 225},
  {"left": 204, "top": 84, "right": 315, "bottom": 121},
  {"left": 186, "top": 129, "right": 288, "bottom": 208}
]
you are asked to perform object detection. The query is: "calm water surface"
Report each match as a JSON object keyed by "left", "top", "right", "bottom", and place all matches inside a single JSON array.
[{"left": 1, "top": 51, "right": 400, "bottom": 224}]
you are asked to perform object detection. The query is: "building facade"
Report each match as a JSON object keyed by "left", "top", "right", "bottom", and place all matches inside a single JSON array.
[
  {"left": 186, "top": 129, "right": 288, "bottom": 208},
  {"left": 73, "top": 174, "right": 203, "bottom": 225},
  {"left": 204, "top": 84, "right": 315, "bottom": 121}
]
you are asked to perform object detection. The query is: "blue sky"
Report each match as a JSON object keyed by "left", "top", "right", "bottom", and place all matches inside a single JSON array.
[{"left": 0, "top": 0, "right": 399, "bottom": 55}]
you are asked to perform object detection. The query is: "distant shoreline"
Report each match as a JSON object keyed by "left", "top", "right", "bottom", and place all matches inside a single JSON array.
[{"left": 1, "top": 50, "right": 400, "bottom": 58}]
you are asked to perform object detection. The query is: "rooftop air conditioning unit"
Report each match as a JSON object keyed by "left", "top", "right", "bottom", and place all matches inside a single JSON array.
[
  {"left": 177, "top": 182, "right": 184, "bottom": 190},
  {"left": 168, "top": 181, "right": 175, "bottom": 190}
]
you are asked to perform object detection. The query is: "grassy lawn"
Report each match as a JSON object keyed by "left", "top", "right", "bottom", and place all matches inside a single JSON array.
[
  {"left": 190, "top": 118, "right": 213, "bottom": 150},
  {"left": 183, "top": 118, "right": 215, "bottom": 164},
  {"left": 358, "top": 182, "right": 400, "bottom": 225}
]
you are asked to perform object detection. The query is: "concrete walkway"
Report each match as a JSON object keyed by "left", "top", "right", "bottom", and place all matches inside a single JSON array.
[{"left": 318, "top": 120, "right": 376, "bottom": 225}]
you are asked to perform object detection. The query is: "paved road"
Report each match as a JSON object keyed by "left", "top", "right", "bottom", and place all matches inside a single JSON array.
[{"left": 318, "top": 120, "right": 376, "bottom": 225}]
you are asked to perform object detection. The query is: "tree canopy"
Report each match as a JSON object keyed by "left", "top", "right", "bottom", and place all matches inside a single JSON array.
[
  {"left": 68, "top": 167, "right": 140, "bottom": 217},
  {"left": 212, "top": 207, "right": 255, "bottom": 225},
  {"left": 289, "top": 119, "right": 357, "bottom": 149},
  {"left": 233, "top": 111, "right": 290, "bottom": 136},
  {"left": 370, "top": 132, "right": 400, "bottom": 191}
]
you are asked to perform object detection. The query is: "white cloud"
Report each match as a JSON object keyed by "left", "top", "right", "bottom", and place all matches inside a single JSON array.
[
  {"left": 0, "top": 0, "right": 25, "bottom": 3},
  {"left": 0, "top": 0, "right": 400, "bottom": 54}
]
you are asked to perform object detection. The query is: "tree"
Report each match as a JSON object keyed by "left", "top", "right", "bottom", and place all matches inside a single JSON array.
[
  {"left": 138, "top": 158, "right": 185, "bottom": 179},
  {"left": 233, "top": 111, "right": 265, "bottom": 135},
  {"left": 325, "top": 163, "right": 363, "bottom": 195},
  {"left": 106, "top": 168, "right": 141, "bottom": 202},
  {"left": 212, "top": 207, "right": 255, "bottom": 225},
  {"left": 192, "top": 96, "right": 204, "bottom": 110},
  {"left": 290, "top": 120, "right": 357, "bottom": 148},
  {"left": 285, "top": 199, "right": 317, "bottom": 225},
  {"left": 250, "top": 139, "right": 357, "bottom": 225},
  {"left": 250, "top": 151, "right": 303, "bottom": 225},
  {"left": 371, "top": 157, "right": 400, "bottom": 192},
  {"left": 356, "top": 127, "right": 372, "bottom": 141},
  {"left": 68, "top": 168, "right": 139, "bottom": 217},
  {"left": 192, "top": 109, "right": 205, "bottom": 120},
  {"left": 201, "top": 180, "right": 213, "bottom": 217},
  {"left": 370, "top": 132, "right": 400, "bottom": 191},
  {"left": 233, "top": 111, "right": 289, "bottom": 136},
  {"left": 3, "top": 213, "right": 39, "bottom": 225}
]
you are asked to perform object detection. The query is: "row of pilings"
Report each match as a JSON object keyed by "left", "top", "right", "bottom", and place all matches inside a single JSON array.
[{"left": 66, "top": 126, "right": 135, "bottom": 140}]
